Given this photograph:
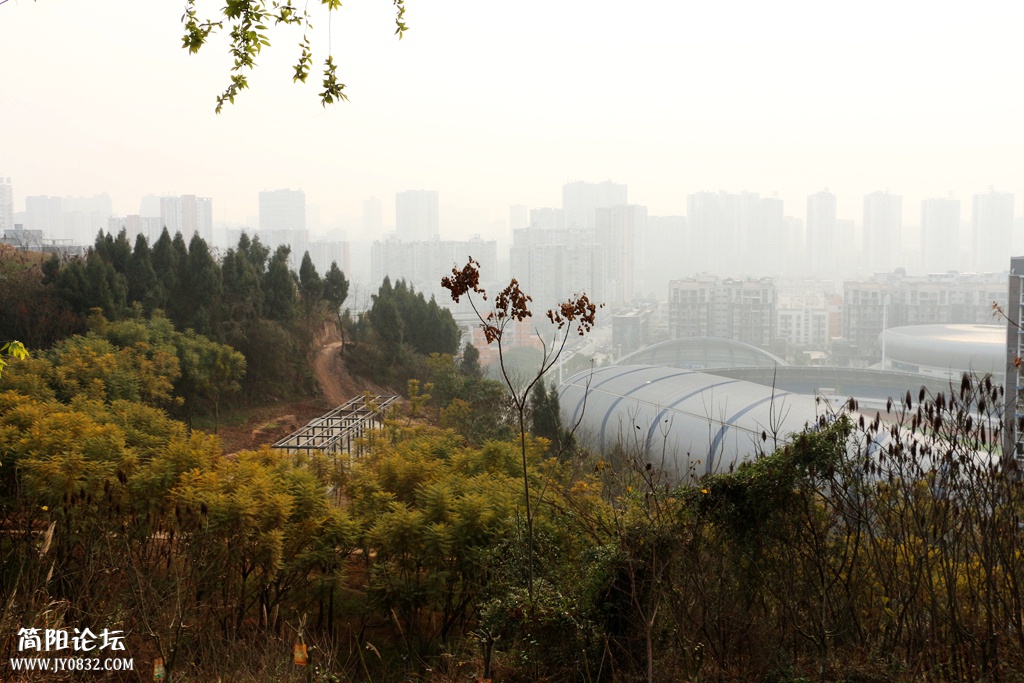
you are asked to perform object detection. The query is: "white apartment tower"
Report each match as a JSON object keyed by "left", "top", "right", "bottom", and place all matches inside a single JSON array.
[
  {"left": 259, "top": 189, "right": 306, "bottom": 232},
  {"left": 921, "top": 197, "right": 960, "bottom": 273},
  {"left": 806, "top": 190, "right": 837, "bottom": 273},
  {"left": 595, "top": 204, "right": 645, "bottom": 305},
  {"left": 562, "top": 180, "right": 627, "bottom": 231},
  {"left": 973, "top": 190, "right": 1014, "bottom": 273},
  {"left": 395, "top": 190, "right": 439, "bottom": 242},
  {"left": 863, "top": 191, "right": 903, "bottom": 273},
  {"left": 363, "top": 197, "right": 382, "bottom": 233},
  {"left": 161, "top": 194, "right": 213, "bottom": 244},
  {"left": 0, "top": 178, "right": 13, "bottom": 233}
]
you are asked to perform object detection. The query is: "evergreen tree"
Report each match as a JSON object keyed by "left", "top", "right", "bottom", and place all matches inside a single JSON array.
[
  {"left": 125, "top": 234, "right": 160, "bottom": 310},
  {"left": 221, "top": 236, "right": 266, "bottom": 320},
  {"left": 94, "top": 228, "right": 132, "bottom": 273},
  {"left": 323, "top": 261, "right": 350, "bottom": 311},
  {"left": 460, "top": 342, "right": 482, "bottom": 378},
  {"left": 530, "top": 379, "right": 567, "bottom": 451},
  {"left": 150, "top": 228, "right": 178, "bottom": 311},
  {"left": 183, "top": 232, "right": 221, "bottom": 335},
  {"left": 298, "top": 251, "right": 323, "bottom": 318},
  {"left": 264, "top": 245, "right": 296, "bottom": 321}
]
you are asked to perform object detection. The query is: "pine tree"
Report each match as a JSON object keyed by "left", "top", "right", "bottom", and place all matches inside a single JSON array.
[
  {"left": 151, "top": 228, "right": 178, "bottom": 311},
  {"left": 126, "top": 234, "right": 160, "bottom": 311},
  {"left": 264, "top": 245, "right": 296, "bottom": 322},
  {"left": 183, "top": 232, "right": 221, "bottom": 335},
  {"left": 298, "top": 251, "right": 323, "bottom": 318},
  {"left": 323, "top": 262, "right": 350, "bottom": 311}
]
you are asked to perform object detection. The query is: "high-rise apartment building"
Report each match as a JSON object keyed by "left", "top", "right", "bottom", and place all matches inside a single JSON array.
[
  {"left": 371, "top": 236, "right": 497, "bottom": 300},
  {"left": 161, "top": 194, "right": 213, "bottom": 244},
  {"left": 637, "top": 215, "right": 687, "bottom": 296},
  {"left": 687, "top": 191, "right": 784, "bottom": 276},
  {"left": 595, "top": 204, "right": 645, "bottom": 305},
  {"left": 863, "top": 191, "right": 903, "bottom": 273},
  {"left": 24, "top": 196, "right": 64, "bottom": 237},
  {"left": 920, "top": 197, "right": 960, "bottom": 272},
  {"left": 562, "top": 180, "right": 627, "bottom": 231},
  {"left": 973, "top": 190, "right": 1014, "bottom": 272},
  {"left": 363, "top": 197, "right": 382, "bottom": 233},
  {"left": 509, "top": 205, "right": 529, "bottom": 231},
  {"left": 749, "top": 196, "right": 787, "bottom": 276},
  {"left": 510, "top": 224, "right": 606, "bottom": 310},
  {"left": 687, "top": 192, "right": 733, "bottom": 275},
  {"left": 258, "top": 189, "right": 308, "bottom": 270},
  {"left": 1004, "top": 256, "right": 1024, "bottom": 462},
  {"left": 395, "top": 190, "right": 439, "bottom": 242},
  {"left": 529, "top": 208, "right": 568, "bottom": 231},
  {"left": 806, "top": 190, "right": 837, "bottom": 273},
  {"left": 0, "top": 177, "right": 13, "bottom": 233},
  {"left": 835, "top": 219, "right": 857, "bottom": 274},
  {"left": 259, "top": 189, "right": 306, "bottom": 232},
  {"left": 23, "top": 194, "right": 111, "bottom": 246}
]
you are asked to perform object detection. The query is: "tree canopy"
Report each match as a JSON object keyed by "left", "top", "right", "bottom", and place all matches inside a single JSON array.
[{"left": 181, "top": 0, "right": 409, "bottom": 112}]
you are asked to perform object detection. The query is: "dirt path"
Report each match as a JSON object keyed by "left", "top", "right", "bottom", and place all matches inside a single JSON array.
[
  {"left": 215, "top": 336, "right": 396, "bottom": 454},
  {"left": 314, "top": 341, "right": 349, "bottom": 405}
]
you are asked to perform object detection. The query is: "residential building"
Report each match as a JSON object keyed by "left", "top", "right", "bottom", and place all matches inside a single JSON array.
[
  {"left": 510, "top": 224, "right": 606, "bottom": 311},
  {"left": 562, "top": 180, "right": 627, "bottom": 231},
  {"left": 973, "top": 190, "right": 1014, "bottom": 272},
  {"left": 806, "top": 190, "right": 837, "bottom": 273},
  {"left": 395, "top": 190, "right": 439, "bottom": 242},
  {"left": 863, "top": 191, "right": 903, "bottom": 273},
  {"left": 371, "top": 236, "right": 497, "bottom": 301},
  {"left": 839, "top": 270, "right": 1007, "bottom": 367},
  {"left": 260, "top": 189, "right": 306, "bottom": 232},
  {"left": 921, "top": 197, "right": 960, "bottom": 272},
  {"left": 363, "top": 197, "right": 382, "bottom": 234},
  {"left": 161, "top": 194, "right": 213, "bottom": 244},
  {"left": 0, "top": 177, "right": 12, "bottom": 233},
  {"left": 668, "top": 276, "right": 777, "bottom": 348},
  {"left": 595, "top": 204, "right": 644, "bottom": 305},
  {"left": 1004, "top": 256, "right": 1024, "bottom": 462}
]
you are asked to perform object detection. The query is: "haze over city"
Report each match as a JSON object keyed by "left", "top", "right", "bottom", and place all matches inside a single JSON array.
[
  {"left": 3, "top": 0, "right": 1024, "bottom": 236},
  {"left": 10, "top": 4, "right": 1024, "bottom": 681}
]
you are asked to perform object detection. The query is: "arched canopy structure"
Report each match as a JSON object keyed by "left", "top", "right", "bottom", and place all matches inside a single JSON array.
[
  {"left": 617, "top": 337, "right": 787, "bottom": 370},
  {"left": 879, "top": 324, "right": 1004, "bottom": 379},
  {"left": 560, "top": 364, "right": 821, "bottom": 481}
]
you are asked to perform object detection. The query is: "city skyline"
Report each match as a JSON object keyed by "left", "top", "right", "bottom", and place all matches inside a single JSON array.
[{"left": 2, "top": 1, "right": 1024, "bottom": 234}]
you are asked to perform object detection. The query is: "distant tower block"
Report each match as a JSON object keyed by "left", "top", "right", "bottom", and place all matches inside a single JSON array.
[
  {"left": 921, "top": 197, "right": 960, "bottom": 272},
  {"left": 396, "top": 190, "right": 439, "bottom": 242},
  {"left": 863, "top": 191, "right": 903, "bottom": 273},
  {"left": 259, "top": 189, "right": 306, "bottom": 232},
  {"left": 0, "top": 177, "right": 13, "bottom": 233},
  {"left": 973, "top": 190, "right": 1014, "bottom": 273},
  {"left": 806, "top": 190, "right": 837, "bottom": 273}
]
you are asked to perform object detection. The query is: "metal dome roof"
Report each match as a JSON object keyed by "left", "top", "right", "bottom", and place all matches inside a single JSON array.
[
  {"left": 617, "top": 337, "right": 788, "bottom": 370},
  {"left": 879, "top": 324, "right": 1004, "bottom": 376},
  {"left": 559, "top": 364, "right": 820, "bottom": 481}
]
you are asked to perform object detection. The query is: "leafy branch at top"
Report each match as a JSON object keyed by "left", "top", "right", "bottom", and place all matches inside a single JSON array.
[{"left": 181, "top": 0, "right": 408, "bottom": 112}]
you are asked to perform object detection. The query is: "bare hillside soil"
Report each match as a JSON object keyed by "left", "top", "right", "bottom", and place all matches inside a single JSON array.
[{"left": 214, "top": 338, "right": 392, "bottom": 454}]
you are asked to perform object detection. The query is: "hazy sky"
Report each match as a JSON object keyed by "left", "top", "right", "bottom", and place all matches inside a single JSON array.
[{"left": 2, "top": 0, "right": 1024, "bottom": 238}]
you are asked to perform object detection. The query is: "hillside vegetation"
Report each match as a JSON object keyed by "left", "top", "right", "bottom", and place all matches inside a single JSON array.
[{"left": 4, "top": 239, "right": 1024, "bottom": 681}]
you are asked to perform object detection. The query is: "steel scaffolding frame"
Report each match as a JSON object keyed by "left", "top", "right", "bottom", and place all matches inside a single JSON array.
[{"left": 271, "top": 394, "right": 399, "bottom": 457}]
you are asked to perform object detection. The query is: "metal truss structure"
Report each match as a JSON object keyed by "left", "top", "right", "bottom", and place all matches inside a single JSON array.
[{"left": 271, "top": 394, "right": 399, "bottom": 457}]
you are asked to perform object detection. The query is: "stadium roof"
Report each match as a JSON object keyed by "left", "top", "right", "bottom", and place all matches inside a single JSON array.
[
  {"left": 880, "top": 324, "right": 1004, "bottom": 376},
  {"left": 559, "top": 364, "right": 821, "bottom": 481},
  {"left": 617, "top": 337, "right": 787, "bottom": 370}
]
